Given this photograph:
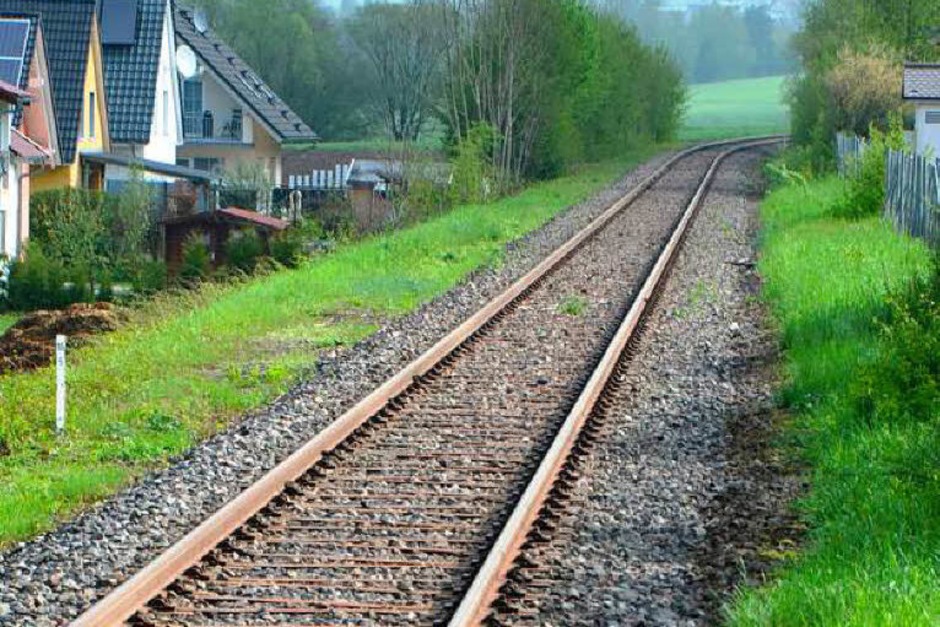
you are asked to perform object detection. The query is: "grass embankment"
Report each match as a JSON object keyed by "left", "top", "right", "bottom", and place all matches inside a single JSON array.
[
  {"left": 0, "top": 148, "right": 659, "bottom": 545},
  {"left": 0, "top": 314, "right": 17, "bottom": 335},
  {"left": 680, "top": 75, "right": 789, "bottom": 141},
  {"left": 728, "top": 176, "right": 939, "bottom": 625}
]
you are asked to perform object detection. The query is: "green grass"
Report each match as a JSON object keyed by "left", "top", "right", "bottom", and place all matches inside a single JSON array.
[
  {"left": 727, "top": 175, "right": 939, "bottom": 626},
  {"left": 0, "top": 313, "right": 18, "bottom": 335},
  {"left": 0, "top": 146, "right": 660, "bottom": 545},
  {"left": 680, "top": 75, "right": 789, "bottom": 141}
]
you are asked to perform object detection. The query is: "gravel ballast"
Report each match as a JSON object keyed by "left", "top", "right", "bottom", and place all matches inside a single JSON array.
[
  {"left": 0, "top": 151, "right": 678, "bottom": 626},
  {"left": 495, "top": 148, "right": 802, "bottom": 625}
]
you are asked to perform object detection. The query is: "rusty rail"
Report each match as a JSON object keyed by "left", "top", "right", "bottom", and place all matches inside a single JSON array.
[
  {"left": 448, "top": 138, "right": 781, "bottom": 626},
  {"left": 72, "top": 137, "right": 782, "bottom": 627}
]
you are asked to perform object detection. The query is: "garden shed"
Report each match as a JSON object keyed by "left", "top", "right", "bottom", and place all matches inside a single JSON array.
[
  {"left": 163, "top": 207, "right": 288, "bottom": 273},
  {"left": 902, "top": 63, "right": 940, "bottom": 156}
]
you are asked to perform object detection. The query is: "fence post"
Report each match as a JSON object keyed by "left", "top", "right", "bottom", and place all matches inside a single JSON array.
[{"left": 55, "top": 334, "right": 66, "bottom": 435}]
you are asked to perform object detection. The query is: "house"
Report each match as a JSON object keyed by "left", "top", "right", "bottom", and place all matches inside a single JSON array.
[
  {"left": 0, "top": 0, "right": 110, "bottom": 191},
  {"left": 173, "top": 4, "right": 316, "bottom": 185},
  {"left": 99, "top": 0, "right": 183, "bottom": 187},
  {"left": 0, "top": 15, "right": 54, "bottom": 260},
  {"left": 902, "top": 63, "right": 940, "bottom": 157},
  {"left": 0, "top": 80, "right": 32, "bottom": 260}
]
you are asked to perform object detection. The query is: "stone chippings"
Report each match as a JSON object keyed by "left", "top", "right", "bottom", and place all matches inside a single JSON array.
[
  {"left": 509, "top": 149, "right": 803, "bottom": 626},
  {"left": 0, "top": 153, "right": 675, "bottom": 626}
]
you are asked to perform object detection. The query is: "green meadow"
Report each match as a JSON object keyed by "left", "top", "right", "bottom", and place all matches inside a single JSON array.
[
  {"left": 728, "top": 175, "right": 939, "bottom": 625},
  {"left": 681, "top": 75, "right": 789, "bottom": 141}
]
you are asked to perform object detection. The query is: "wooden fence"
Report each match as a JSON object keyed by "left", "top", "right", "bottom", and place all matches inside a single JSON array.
[
  {"left": 835, "top": 131, "right": 868, "bottom": 177},
  {"left": 884, "top": 149, "right": 940, "bottom": 247}
]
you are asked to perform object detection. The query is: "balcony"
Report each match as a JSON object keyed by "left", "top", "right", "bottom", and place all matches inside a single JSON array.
[{"left": 183, "top": 110, "right": 245, "bottom": 144}]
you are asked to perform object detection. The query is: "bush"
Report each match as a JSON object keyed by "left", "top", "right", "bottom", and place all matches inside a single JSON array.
[
  {"left": 269, "top": 230, "right": 304, "bottom": 268},
  {"left": 224, "top": 229, "right": 263, "bottom": 273},
  {"left": 832, "top": 114, "right": 905, "bottom": 219},
  {"left": 179, "top": 234, "right": 211, "bottom": 285},
  {"left": 826, "top": 45, "right": 902, "bottom": 138},
  {"left": 133, "top": 260, "right": 168, "bottom": 296},
  {"left": 7, "top": 242, "right": 91, "bottom": 310}
]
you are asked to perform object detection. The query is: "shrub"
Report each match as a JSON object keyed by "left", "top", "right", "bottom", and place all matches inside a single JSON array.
[
  {"left": 832, "top": 114, "right": 905, "bottom": 219},
  {"left": 269, "top": 230, "right": 304, "bottom": 268},
  {"left": 179, "top": 234, "right": 211, "bottom": 285},
  {"left": 133, "top": 260, "right": 168, "bottom": 296},
  {"left": 826, "top": 45, "right": 902, "bottom": 138},
  {"left": 224, "top": 229, "right": 264, "bottom": 273},
  {"left": 7, "top": 242, "right": 91, "bottom": 310}
]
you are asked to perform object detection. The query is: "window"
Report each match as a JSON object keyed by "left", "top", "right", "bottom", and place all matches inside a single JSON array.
[
  {"left": 162, "top": 89, "right": 169, "bottom": 136},
  {"left": 193, "top": 157, "right": 223, "bottom": 173},
  {"left": 87, "top": 91, "right": 95, "bottom": 139},
  {"left": 183, "top": 79, "right": 202, "bottom": 136},
  {"left": 176, "top": 158, "right": 191, "bottom": 168},
  {"left": 926, "top": 111, "right": 940, "bottom": 125}
]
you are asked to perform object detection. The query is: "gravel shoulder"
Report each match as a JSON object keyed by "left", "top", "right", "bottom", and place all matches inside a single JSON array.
[
  {"left": 0, "top": 151, "right": 675, "bottom": 626},
  {"left": 498, "top": 148, "right": 803, "bottom": 625}
]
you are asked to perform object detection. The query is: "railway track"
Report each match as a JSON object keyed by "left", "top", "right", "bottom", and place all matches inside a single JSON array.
[{"left": 73, "top": 137, "right": 781, "bottom": 627}]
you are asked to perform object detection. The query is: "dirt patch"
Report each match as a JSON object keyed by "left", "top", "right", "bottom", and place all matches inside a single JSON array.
[{"left": 0, "top": 303, "right": 122, "bottom": 376}]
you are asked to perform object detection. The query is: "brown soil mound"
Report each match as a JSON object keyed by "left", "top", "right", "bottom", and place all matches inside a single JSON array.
[{"left": 0, "top": 303, "right": 121, "bottom": 376}]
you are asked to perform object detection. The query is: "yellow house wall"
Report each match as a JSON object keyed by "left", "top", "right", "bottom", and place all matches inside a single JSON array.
[{"left": 32, "top": 22, "right": 108, "bottom": 192}]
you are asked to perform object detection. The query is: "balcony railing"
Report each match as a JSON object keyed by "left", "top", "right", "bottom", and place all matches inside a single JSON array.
[{"left": 183, "top": 111, "right": 244, "bottom": 143}]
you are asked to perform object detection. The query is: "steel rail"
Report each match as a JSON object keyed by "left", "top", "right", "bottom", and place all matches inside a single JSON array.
[
  {"left": 72, "top": 136, "right": 783, "bottom": 627},
  {"left": 448, "top": 138, "right": 782, "bottom": 626}
]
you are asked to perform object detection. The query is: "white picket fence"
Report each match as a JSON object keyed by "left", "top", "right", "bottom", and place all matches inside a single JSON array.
[
  {"left": 287, "top": 160, "right": 354, "bottom": 191},
  {"left": 884, "top": 149, "right": 940, "bottom": 247}
]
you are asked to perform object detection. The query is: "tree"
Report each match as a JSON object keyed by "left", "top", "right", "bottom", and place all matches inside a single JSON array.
[{"left": 348, "top": 2, "right": 446, "bottom": 141}]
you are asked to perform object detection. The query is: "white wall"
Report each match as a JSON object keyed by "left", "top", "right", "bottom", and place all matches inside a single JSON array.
[
  {"left": 0, "top": 105, "right": 19, "bottom": 259},
  {"left": 914, "top": 104, "right": 940, "bottom": 158},
  {"left": 198, "top": 72, "right": 253, "bottom": 144},
  {"left": 142, "top": 1, "right": 180, "bottom": 164}
]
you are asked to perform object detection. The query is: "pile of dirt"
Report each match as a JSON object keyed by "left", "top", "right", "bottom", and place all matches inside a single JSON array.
[{"left": 0, "top": 303, "right": 121, "bottom": 376}]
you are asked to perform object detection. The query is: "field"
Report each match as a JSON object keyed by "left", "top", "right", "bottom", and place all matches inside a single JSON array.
[
  {"left": 728, "top": 175, "right": 939, "bottom": 625},
  {"left": 680, "top": 75, "right": 789, "bottom": 141},
  {"left": 0, "top": 146, "right": 660, "bottom": 545}
]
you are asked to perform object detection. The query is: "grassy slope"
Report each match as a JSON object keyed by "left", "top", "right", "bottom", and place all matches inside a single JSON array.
[
  {"left": 0, "top": 147, "right": 659, "bottom": 545},
  {"left": 728, "top": 176, "right": 938, "bottom": 625},
  {"left": 0, "top": 314, "right": 17, "bottom": 335},
  {"left": 680, "top": 75, "right": 789, "bottom": 141}
]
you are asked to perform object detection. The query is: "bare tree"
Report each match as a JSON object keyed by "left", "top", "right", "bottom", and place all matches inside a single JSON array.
[
  {"left": 349, "top": 2, "right": 446, "bottom": 142},
  {"left": 438, "top": 0, "right": 550, "bottom": 188}
]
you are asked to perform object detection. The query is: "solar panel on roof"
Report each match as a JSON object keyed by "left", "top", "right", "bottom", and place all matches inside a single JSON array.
[
  {"left": 0, "top": 19, "right": 28, "bottom": 58},
  {"left": 0, "top": 18, "right": 29, "bottom": 86},
  {"left": 0, "top": 58, "right": 21, "bottom": 85},
  {"left": 101, "top": 0, "right": 138, "bottom": 45}
]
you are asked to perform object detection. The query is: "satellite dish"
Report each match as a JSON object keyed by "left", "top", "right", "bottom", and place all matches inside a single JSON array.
[
  {"left": 193, "top": 9, "right": 209, "bottom": 34},
  {"left": 176, "top": 45, "right": 197, "bottom": 79}
]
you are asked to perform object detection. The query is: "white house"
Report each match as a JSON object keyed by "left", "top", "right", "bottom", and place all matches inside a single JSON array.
[
  {"left": 0, "top": 79, "right": 33, "bottom": 260},
  {"left": 173, "top": 4, "right": 316, "bottom": 185},
  {"left": 902, "top": 63, "right": 940, "bottom": 157},
  {"left": 99, "top": 0, "right": 183, "bottom": 186}
]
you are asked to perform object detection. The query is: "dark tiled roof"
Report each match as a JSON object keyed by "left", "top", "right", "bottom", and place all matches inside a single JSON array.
[
  {"left": 903, "top": 64, "right": 940, "bottom": 100},
  {"left": 101, "top": 0, "right": 167, "bottom": 144},
  {"left": 0, "top": 0, "right": 97, "bottom": 163},
  {"left": 174, "top": 3, "right": 316, "bottom": 143}
]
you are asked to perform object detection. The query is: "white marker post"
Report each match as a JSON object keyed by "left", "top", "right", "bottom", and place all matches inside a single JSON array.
[{"left": 55, "top": 334, "right": 66, "bottom": 435}]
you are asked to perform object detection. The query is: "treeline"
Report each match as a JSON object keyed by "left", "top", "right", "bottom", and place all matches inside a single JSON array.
[
  {"left": 599, "top": 0, "right": 794, "bottom": 84},
  {"left": 191, "top": 0, "right": 685, "bottom": 185},
  {"left": 789, "top": 0, "right": 940, "bottom": 166}
]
